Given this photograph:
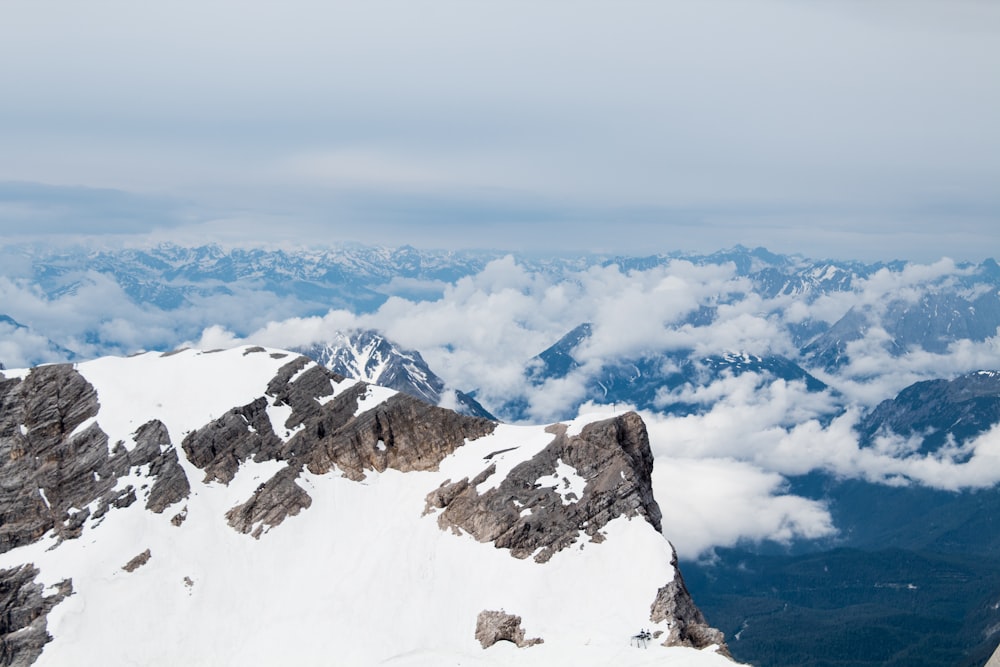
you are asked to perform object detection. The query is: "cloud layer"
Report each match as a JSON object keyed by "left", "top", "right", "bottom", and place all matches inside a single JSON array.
[{"left": 5, "top": 249, "right": 1000, "bottom": 557}]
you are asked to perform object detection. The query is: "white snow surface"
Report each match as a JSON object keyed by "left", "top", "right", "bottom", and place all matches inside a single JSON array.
[
  {"left": 536, "top": 458, "right": 588, "bottom": 504},
  {"left": 0, "top": 346, "right": 737, "bottom": 667}
]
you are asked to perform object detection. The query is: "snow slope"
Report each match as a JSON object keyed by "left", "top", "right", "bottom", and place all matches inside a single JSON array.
[{"left": 0, "top": 346, "right": 737, "bottom": 666}]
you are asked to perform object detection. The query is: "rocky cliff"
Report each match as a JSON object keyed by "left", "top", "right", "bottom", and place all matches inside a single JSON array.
[{"left": 426, "top": 411, "right": 728, "bottom": 652}]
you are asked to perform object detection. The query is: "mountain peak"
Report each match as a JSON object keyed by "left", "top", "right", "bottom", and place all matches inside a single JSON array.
[{"left": 295, "top": 330, "right": 495, "bottom": 419}]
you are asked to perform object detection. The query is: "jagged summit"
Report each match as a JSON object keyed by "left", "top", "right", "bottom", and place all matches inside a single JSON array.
[
  {"left": 0, "top": 346, "right": 733, "bottom": 666},
  {"left": 295, "top": 329, "right": 495, "bottom": 420}
]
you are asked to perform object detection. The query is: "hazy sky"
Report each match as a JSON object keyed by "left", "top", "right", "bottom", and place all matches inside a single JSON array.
[{"left": 2, "top": 1, "right": 998, "bottom": 261}]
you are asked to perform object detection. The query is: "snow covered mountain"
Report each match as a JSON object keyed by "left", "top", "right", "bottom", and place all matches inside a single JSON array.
[
  {"left": 0, "top": 346, "right": 734, "bottom": 666},
  {"left": 295, "top": 330, "right": 494, "bottom": 419}
]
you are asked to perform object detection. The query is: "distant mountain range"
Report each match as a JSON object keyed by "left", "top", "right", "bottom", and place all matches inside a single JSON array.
[{"left": 4, "top": 242, "right": 1000, "bottom": 374}]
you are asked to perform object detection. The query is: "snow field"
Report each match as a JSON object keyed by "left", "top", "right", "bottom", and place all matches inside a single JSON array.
[{"left": 0, "top": 346, "right": 737, "bottom": 666}]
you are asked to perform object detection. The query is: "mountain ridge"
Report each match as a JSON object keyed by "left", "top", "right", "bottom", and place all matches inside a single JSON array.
[
  {"left": 295, "top": 330, "right": 495, "bottom": 420},
  {"left": 0, "top": 346, "right": 733, "bottom": 666}
]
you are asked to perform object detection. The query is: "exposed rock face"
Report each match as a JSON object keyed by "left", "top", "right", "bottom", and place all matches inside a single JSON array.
[
  {"left": 427, "top": 412, "right": 661, "bottom": 562},
  {"left": 0, "top": 565, "right": 71, "bottom": 667},
  {"left": 181, "top": 396, "right": 284, "bottom": 484},
  {"left": 650, "top": 551, "right": 730, "bottom": 654},
  {"left": 0, "top": 366, "right": 190, "bottom": 555},
  {"left": 264, "top": 358, "right": 497, "bottom": 479},
  {"left": 425, "top": 411, "right": 729, "bottom": 654},
  {"left": 225, "top": 464, "right": 312, "bottom": 538},
  {"left": 178, "top": 357, "right": 497, "bottom": 534},
  {"left": 474, "top": 610, "right": 543, "bottom": 649},
  {"left": 122, "top": 549, "right": 151, "bottom": 573},
  {"left": 0, "top": 366, "right": 192, "bottom": 664}
]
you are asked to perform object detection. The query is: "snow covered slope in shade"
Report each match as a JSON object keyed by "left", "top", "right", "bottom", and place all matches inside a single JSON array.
[{"left": 0, "top": 346, "right": 734, "bottom": 666}]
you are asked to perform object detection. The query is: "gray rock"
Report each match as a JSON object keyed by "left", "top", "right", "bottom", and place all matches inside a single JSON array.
[
  {"left": 474, "top": 610, "right": 543, "bottom": 649},
  {"left": 0, "top": 564, "right": 71, "bottom": 667},
  {"left": 171, "top": 358, "right": 497, "bottom": 536},
  {"left": 427, "top": 412, "right": 661, "bottom": 562},
  {"left": 181, "top": 396, "right": 283, "bottom": 485},
  {"left": 264, "top": 358, "right": 496, "bottom": 480},
  {"left": 225, "top": 464, "right": 312, "bottom": 539},
  {"left": 426, "top": 411, "right": 730, "bottom": 654},
  {"left": 649, "top": 550, "right": 730, "bottom": 654},
  {"left": 122, "top": 549, "right": 151, "bottom": 573},
  {"left": 0, "top": 366, "right": 190, "bottom": 555}
]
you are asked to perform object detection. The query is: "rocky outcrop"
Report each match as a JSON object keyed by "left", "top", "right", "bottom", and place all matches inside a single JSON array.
[
  {"left": 474, "top": 610, "right": 543, "bottom": 649},
  {"left": 225, "top": 465, "right": 312, "bottom": 538},
  {"left": 425, "top": 411, "right": 730, "bottom": 654},
  {"left": 0, "top": 367, "right": 195, "bottom": 665},
  {"left": 122, "top": 549, "right": 151, "bottom": 573},
  {"left": 265, "top": 358, "right": 497, "bottom": 479},
  {"left": 179, "top": 357, "right": 497, "bottom": 534},
  {"left": 0, "top": 366, "right": 190, "bottom": 555},
  {"left": 0, "top": 565, "right": 71, "bottom": 667},
  {"left": 426, "top": 412, "right": 661, "bottom": 562},
  {"left": 295, "top": 393, "right": 497, "bottom": 479},
  {"left": 649, "top": 551, "right": 730, "bottom": 654},
  {"left": 181, "top": 396, "right": 284, "bottom": 484}
]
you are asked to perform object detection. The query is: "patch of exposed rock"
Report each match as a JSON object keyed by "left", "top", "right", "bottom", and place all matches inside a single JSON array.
[
  {"left": 0, "top": 366, "right": 190, "bottom": 555},
  {"left": 264, "top": 358, "right": 497, "bottom": 479},
  {"left": 181, "top": 396, "right": 284, "bottom": 484},
  {"left": 650, "top": 551, "right": 731, "bottom": 655},
  {"left": 426, "top": 412, "right": 661, "bottom": 562},
  {"left": 122, "top": 549, "right": 151, "bottom": 573},
  {"left": 474, "top": 610, "right": 543, "bottom": 649},
  {"left": 179, "top": 357, "right": 497, "bottom": 534},
  {"left": 225, "top": 464, "right": 312, "bottom": 538},
  {"left": 0, "top": 564, "right": 71, "bottom": 667}
]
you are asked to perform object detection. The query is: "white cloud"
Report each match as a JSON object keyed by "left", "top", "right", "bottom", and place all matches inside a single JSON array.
[{"left": 652, "top": 456, "right": 835, "bottom": 560}]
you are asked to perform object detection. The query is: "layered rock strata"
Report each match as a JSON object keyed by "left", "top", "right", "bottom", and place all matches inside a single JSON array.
[
  {"left": 0, "top": 565, "right": 71, "bottom": 667},
  {"left": 426, "top": 411, "right": 728, "bottom": 653},
  {"left": 426, "top": 413, "right": 661, "bottom": 562},
  {"left": 0, "top": 365, "right": 189, "bottom": 556}
]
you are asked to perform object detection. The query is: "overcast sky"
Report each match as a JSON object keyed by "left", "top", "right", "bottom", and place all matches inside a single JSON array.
[{"left": 1, "top": 0, "right": 998, "bottom": 261}]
